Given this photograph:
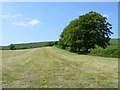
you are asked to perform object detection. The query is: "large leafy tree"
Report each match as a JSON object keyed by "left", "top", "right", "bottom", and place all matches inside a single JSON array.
[{"left": 59, "top": 11, "right": 113, "bottom": 52}]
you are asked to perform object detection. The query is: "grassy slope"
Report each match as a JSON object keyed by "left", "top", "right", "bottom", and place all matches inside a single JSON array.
[{"left": 2, "top": 47, "right": 118, "bottom": 88}]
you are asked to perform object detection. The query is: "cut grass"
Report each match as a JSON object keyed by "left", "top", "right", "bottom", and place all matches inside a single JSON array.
[{"left": 2, "top": 47, "right": 118, "bottom": 88}]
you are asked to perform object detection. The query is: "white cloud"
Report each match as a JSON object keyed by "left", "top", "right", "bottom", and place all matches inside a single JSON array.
[
  {"left": 103, "top": 14, "right": 109, "bottom": 18},
  {"left": 12, "top": 22, "right": 28, "bottom": 27},
  {"left": 12, "top": 19, "right": 40, "bottom": 27},
  {"left": 0, "top": 15, "right": 10, "bottom": 18},
  {"left": 28, "top": 19, "right": 39, "bottom": 26},
  {"left": 0, "top": 13, "right": 22, "bottom": 18}
]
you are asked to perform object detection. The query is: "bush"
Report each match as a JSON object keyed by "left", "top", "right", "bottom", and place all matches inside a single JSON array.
[
  {"left": 9, "top": 44, "right": 16, "bottom": 50},
  {"left": 90, "top": 49, "right": 120, "bottom": 58},
  {"left": 46, "top": 42, "right": 55, "bottom": 46}
]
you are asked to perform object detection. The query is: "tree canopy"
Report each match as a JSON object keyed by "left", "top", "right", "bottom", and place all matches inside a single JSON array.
[{"left": 59, "top": 11, "right": 113, "bottom": 52}]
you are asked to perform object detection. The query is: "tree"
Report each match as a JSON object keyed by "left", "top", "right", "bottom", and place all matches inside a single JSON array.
[
  {"left": 46, "top": 41, "right": 55, "bottom": 46},
  {"left": 59, "top": 11, "right": 113, "bottom": 52},
  {"left": 9, "top": 44, "right": 16, "bottom": 50}
]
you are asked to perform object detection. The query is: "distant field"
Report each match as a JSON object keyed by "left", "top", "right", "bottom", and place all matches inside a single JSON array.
[
  {"left": 0, "top": 39, "right": 118, "bottom": 50},
  {"left": 2, "top": 47, "right": 118, "bottom": 88},
  {"left": 0, "top": 41, "right": 56, "bottom": 50},
  {"left": 106, "top": 39, "right": 119, "bottom": 49}
]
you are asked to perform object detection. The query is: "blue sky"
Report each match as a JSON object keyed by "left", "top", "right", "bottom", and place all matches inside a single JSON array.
[{"left": 1, "top": 2, "right": 118, "bottom": 46}]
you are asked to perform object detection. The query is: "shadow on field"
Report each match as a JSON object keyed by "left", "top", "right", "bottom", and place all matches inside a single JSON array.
[{"left": 72, "top": 51, "right": 90, "bottom": 55}]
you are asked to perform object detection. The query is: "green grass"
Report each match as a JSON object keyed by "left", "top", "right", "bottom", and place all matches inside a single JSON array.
[
  {"left": 106, "top": 39, "right": 119, "bottom": 49},
  {"left": 2, "top": 47, "right": 118, "bottom": 88}
]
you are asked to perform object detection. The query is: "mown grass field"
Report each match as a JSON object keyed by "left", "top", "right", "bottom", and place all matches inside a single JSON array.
[{"left": 2, "top": 47, "right": 118, "bottom": 88}]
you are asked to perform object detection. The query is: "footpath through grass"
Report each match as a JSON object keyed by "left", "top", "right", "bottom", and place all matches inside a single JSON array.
[{"left": 2, "top": 47, "right": 118, "bottom": 88}]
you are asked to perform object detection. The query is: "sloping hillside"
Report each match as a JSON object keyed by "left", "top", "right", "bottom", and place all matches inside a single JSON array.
[{"left": 2, "top": 47, "right": 118, "bottom": 88}]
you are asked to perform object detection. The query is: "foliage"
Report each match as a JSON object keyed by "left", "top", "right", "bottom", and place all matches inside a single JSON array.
[
  {"left": 59, "top": 11, "right": 113, "bottom": 52},
  {"left": 57, "top": 39, "right": 119, "bottom": 58},
  {"left": 45, "top": 41, "right": 55, "bottom": 46},
  {"left": 89, "top": 39, "right": 119, "bottom": 58},
  {"left": 9, "top": 44, "right": 16, "bottom": 50},
  {"left": 90, "top": 49, "right": 120, "bottom": 58}
]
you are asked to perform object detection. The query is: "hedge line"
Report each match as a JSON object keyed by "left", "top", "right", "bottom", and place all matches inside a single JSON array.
[{"left": 90, "top": 49, "right": 120, "bottom": 58}]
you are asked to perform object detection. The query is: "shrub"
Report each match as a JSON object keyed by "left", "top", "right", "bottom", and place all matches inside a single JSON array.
[
  {"left": 90, "top": 49, "right": 119, "bottom": 58},
  {"left": 9, "top": 44, "right": 16, "bottom": 50}
]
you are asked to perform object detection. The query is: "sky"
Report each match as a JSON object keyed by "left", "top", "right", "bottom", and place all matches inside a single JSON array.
[{"left": 1, "top": 2, "right": 118, "bottom": 46}]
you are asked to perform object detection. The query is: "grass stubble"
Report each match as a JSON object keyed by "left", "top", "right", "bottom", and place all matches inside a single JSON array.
[{"left": 2, "top": 47, "right": 118, "bottom": 88}]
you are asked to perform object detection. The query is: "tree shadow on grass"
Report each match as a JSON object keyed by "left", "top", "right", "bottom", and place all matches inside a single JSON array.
[{"left": 72, "top": 51, "right": 90, "bottom": 55}]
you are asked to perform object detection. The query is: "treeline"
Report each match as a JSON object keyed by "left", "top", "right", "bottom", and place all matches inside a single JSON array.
[
  {"left": 0, "top": 39, "right": 119, "bottom": 58},
  {"left": 57, "top": 39, "right": 120, "bottom": 58},
  {"left": 0, "top": 41, "right": 58, "bottom": 50}
]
